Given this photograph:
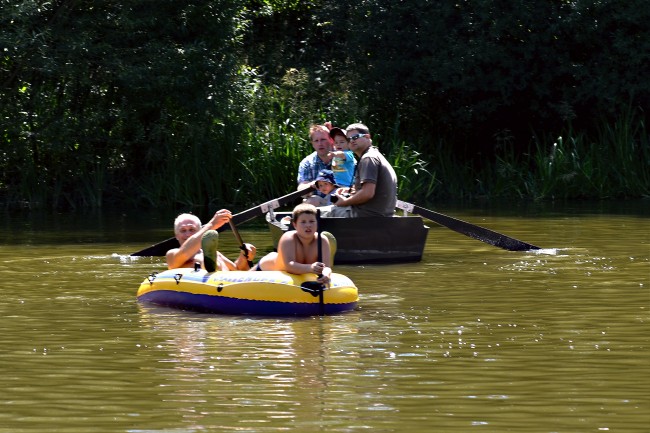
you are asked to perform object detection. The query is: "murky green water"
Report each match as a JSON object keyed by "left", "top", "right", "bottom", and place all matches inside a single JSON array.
[{"left": 1, "top": 201, "right": 648, "bottom": 432}]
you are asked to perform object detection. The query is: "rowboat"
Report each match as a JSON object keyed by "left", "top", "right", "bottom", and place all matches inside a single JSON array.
[
  {"left": 137, "top": 268, "right": 358, "bottom": 316},
  {"left": 265, "top": 209, "right": 429, "bottom": 264}
]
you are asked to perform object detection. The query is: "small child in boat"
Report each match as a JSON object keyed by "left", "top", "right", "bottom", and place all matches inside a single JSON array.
[
  {"left": 252, "top": 203, "right": 332, "bottom": 285},
  {"left": 327, "top": 127, "right": 356, "bottom": 188},
  {"left": 312, "top": 169, "right": 339, "bottom": 205}
]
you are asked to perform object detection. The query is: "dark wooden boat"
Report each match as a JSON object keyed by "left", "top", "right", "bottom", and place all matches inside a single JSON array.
[{"left": 266, "top": 210, "right": 429, "bottom": 264}]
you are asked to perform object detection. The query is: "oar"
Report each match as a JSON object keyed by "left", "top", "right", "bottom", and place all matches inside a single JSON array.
[
  {"left": 396, "top": 199, "right": 541, "bottom": 251},
  {"left": 301, "top": 209, "right": 326, "bottom": 315},
  {"left": 130, "top": 188, "right": 312, "bottom": 256},
  {"left": 228, "top": 220, "right": 253, "bottom": 268},
  {"left": 316, "top": 209, "right": 325, "bottom": 315}
]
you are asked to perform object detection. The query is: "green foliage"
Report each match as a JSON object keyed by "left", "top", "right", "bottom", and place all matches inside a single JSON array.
[
  {"left": 0, "top": 0, "right": 647, "bottom": 209},
  {"left": 1, "top": 0, "right": 247, "bottom": 208},
  {"left": 491, "top": 107, "right": 649, "bottom": 200},
  {"left": 340, "top": 0, "right": 650, "bottom": 153}
]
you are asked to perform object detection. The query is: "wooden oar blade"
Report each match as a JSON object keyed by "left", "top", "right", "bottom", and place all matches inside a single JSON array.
[
  {"left": 228, "top": 220, "right": 246, "bottom": 246},
  {"left": 130, "top": 237, "right": 180, "bottom": 257},
  {"left": 459, "top": 224, "right": 540, "bottom": 251},
  {"left": 230, "top": 187, "right": 313, "bottom": 227},
  {"left": 396, "top": 200, "right": 540, "bottom": 252},
  {"left": 229, "top": 219, "right": 253, "bottom": 268}
]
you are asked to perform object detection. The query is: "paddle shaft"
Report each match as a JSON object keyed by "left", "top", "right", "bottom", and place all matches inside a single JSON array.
[
  {"left": 317, "top": 210, "right": 323, "bottom": 265},
  {"left": 316, "top": 209, "right": 324, "bottom": 316},
  {"left": 229, "top": 220, "right": 253, "bottom": 268},
  {"left": 130, "top": 187, "right": 312, "bottom": 256},
  {"left": 396, "top": 200, "right": 541, "bottom": 251}
]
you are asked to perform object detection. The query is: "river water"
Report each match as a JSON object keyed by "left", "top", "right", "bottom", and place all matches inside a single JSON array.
[{"left": 1, "top": 200, "right": 648, "bottom": 433}]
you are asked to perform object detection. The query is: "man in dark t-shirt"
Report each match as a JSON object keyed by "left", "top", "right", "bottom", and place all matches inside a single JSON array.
[{"left": 327, "top": 123, "right": 397, "bottom": 217}]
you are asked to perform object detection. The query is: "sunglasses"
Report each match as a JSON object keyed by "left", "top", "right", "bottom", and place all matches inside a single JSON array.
[{"left": 348, "top": 133, "right": 368, "bottom": 141}]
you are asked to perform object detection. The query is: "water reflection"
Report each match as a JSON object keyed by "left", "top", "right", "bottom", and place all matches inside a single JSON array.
[{"left": 133, "top": 305, "right": 365, "bottom": 430}]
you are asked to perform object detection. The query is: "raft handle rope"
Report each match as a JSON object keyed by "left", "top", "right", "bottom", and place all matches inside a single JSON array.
[
  {"left": 174, "top": 273, "right": 183, "bottom": 285},
  {"left": 316, "top": 209, "right": 325, "bottom": 316}
]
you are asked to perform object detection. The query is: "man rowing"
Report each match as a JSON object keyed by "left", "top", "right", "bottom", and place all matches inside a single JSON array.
[{"left": 166, "top": 210, "right": 256, "bottom": 272}]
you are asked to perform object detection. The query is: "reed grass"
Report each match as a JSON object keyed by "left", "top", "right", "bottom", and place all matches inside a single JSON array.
[
  {"left": 384, "top": 139, "right": 438, "bottom": 202},
  {"left": 464, "top": 106, "right": 649, "bottom": 201},
  {"left": 525, "top": 106, "right": 649, "bottom": 200},
  {"left": 3, "top": 87, "right": 647, "bottom": 209}
]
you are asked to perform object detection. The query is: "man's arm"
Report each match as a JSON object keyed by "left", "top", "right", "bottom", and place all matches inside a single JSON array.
[
  {"left": 334, "top": 181, "right": 376, "bottom": 206},
  {"left": 165, "top": 210, "right": 232, "bottom": 269}
]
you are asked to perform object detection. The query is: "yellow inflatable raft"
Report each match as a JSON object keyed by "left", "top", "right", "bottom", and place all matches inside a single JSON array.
[{"left": 137, "top": 268, "right": 358, "bottom": 316}]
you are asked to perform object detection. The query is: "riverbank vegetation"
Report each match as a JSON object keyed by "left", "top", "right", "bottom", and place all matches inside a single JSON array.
[{"left": 1, "top": 1, "right": 648, "bottom": 210}]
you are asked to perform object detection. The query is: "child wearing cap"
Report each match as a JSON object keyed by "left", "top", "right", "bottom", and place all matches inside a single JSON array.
[
  {"left": 304, "top": 169, "right": 338, "bottom": 206},
  {"left": 328, "top": 127, "right": 356, "bottom": 188}
]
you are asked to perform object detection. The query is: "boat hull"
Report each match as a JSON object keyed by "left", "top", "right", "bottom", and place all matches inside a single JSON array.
[
  {"left": 266, "top": 212, "right": 429, "bottom": 264},
  {"left": 137, "top": 268, "right": 358, "bottom": 316}
]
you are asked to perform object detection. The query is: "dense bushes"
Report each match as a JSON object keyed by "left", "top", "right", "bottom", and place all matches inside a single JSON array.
[
  {"left": 340, "top": 0, "right": 650, "bottom": 150},
  {"left": 1, "top": 0, "right": 648, "bottom": 209}
]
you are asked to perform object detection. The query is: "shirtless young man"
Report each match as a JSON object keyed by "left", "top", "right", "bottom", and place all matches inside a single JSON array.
[
  {"left": 253, "top": 203, "right": 332, "bottom": 285},
  {"left": 166, "top": 210, "right": 256, "bottom": 271}
]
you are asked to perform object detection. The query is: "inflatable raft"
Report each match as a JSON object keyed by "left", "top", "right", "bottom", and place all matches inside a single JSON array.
[{"left": 137, "top": 268, "right": 358, "bottom": 316}]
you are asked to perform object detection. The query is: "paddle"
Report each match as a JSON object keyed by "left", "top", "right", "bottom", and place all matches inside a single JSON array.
[
  {"left": 396, "top": 199, "right": 541, "bottom": 251},
  {"left": 228, "top": 220, "right": 253, "bottom": 269},
  {"left": 300, "top": 209, "right": 326, "bottom": 315},
  {"left": 130, "top": 187, "right": 312, "bottom": 256}
]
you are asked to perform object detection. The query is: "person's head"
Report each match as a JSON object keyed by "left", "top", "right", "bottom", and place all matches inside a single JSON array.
[
  {"left": 329, "top": 127, "right": 349, "bottom": 151},
  {"left": 309, "top": 124, "right": 333, "bottom": 156},
  {"left": 346, "top": 123, "right": 372, "bottom": 155},
  {"left": 315, "top": 169, "right": 337, "bottom": 195},
  {"left": 291, "top": 203, "right": 318, "bottom": 233},
  {"left": 173, "top": 213, "right": 201, "bottom": 244}
]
